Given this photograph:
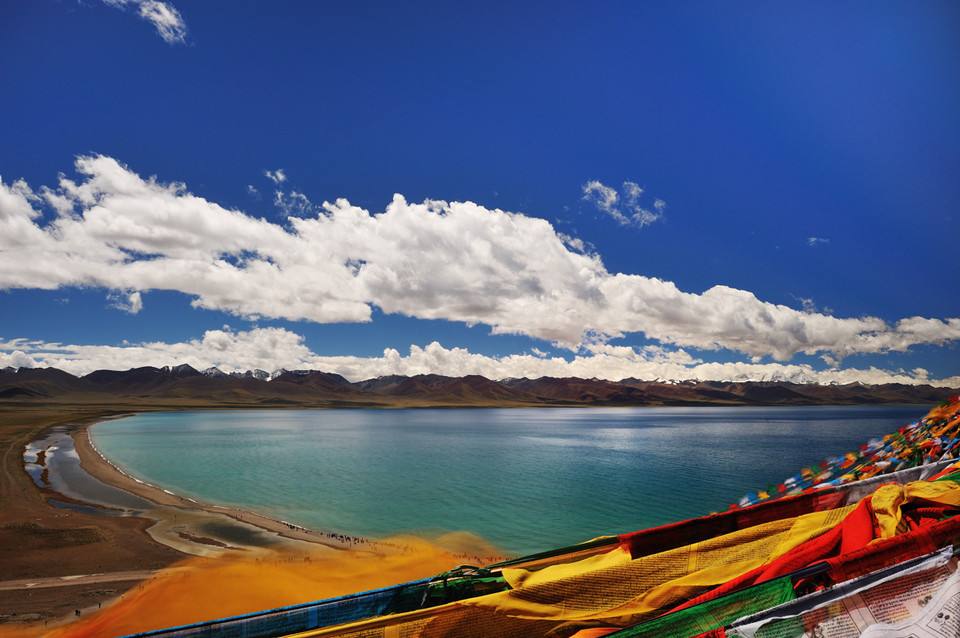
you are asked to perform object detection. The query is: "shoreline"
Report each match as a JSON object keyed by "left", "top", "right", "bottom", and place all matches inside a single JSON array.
[
  {"left": 1, "top": 400, "right": 940, "bottom": 628},
  {"left": 0, "top": 404, "right": 505, "bottom": 628},
  {"left": 71, "top": 417, "right": 409, "bottom": 557},
  {"left": 70, "top": 415, "right": 508, "bottom": 564},
  {"left": 66, "top": 403, "right": 932, "bottom": 563},
  {"left": 0, "top": 406, "right": 189, "bottom": 625}
]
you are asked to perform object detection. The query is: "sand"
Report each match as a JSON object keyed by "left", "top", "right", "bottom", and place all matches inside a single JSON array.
[
  {"left": 0, "top": 402, "right": 384, "bottom": 630},
  {"left": 0, "top": 405, "right": 182, "bottom": 625},
  {"left": 0, "top": 400, "right": 506, "bottom": 634},
  {"left": 74, "top": 419, "right": 369, "bottom": 554}
]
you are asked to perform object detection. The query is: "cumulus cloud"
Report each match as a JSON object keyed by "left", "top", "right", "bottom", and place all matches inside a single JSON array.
[
  {"left": 808, "top": 236, "right": 830, "bottom": 247},
  {"left": 1, "top": 156, "right": 959, "bottom": 363},
  {"left": 102, "top": 0, "right": 187, "bottom": 45},
  {"left": 0, "top": 348, "right": 39, "bottom": 370},
  {"left": 2, "top": 328, "right": 957, "bottom": 388},
  {"left": 583, "top": 179, "right": 665, "bottom": 228}
]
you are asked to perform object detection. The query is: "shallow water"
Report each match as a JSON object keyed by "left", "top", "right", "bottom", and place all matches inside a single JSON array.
[
  {"left": 24, "top": 426, "right": 152, "bottom": 512},
  {"left": 92, "top": 405, "right": 927, "bottom": 555},
  {"left": 23, "top": 426, "right": 306, "bottom": 554}
]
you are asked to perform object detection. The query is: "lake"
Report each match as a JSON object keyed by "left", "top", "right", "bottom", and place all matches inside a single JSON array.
[{"left": 91, "top": 405, "right": 926, "bottom": 555}]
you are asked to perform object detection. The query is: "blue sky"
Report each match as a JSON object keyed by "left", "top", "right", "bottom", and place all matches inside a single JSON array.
[{"left": 0, "top": 1, "right": 958, "bottom": 382}]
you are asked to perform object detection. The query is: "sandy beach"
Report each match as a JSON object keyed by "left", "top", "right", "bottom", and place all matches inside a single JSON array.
[
  {"left": 74, "top": 418, "right": 377, "bottom": 555},
  {"left": 0, "top": 402, "right": 460, "bottom": 630},
  {"left": 0, "top": 398, "right": 512, "bottom": 634},
  {"left": 0, "top": 404, "right": 180, "bottom": 625}
]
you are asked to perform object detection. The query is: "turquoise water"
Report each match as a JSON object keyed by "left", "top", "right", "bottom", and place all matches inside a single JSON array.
[{"left": 92, "top": 405, "right": 925, "bottom": 555}]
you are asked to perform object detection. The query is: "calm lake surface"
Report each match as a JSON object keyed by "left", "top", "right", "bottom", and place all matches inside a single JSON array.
[{"left": 92, "top": 405, "right": 926, "bottom": 555}]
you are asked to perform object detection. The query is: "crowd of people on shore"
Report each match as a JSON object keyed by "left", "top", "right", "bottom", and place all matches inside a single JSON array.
[{"left": 274, "top": 520, "right": 505, "bottom": 564}]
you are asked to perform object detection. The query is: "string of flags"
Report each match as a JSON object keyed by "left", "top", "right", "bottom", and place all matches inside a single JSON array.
[{"left": 734, "top": 396, "right": 960, "bottom": 509}]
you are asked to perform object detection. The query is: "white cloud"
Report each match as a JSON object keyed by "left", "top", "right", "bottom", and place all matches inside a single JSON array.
[
  {"left": 101, "top": 0, "right": 187, "bottom": 45},
  {"left": 40, "top": 185, "right": 75, "bottom": 216},
  {"left": 137, "top": 1, "right": 187, "bottom": 44},
  {"left": 108, "top": 290, "right": 144, "bottom": 314},
  {"left": 1, "top": 328, "right": 957, "bottom": 388},
  {"left": 582, "top": 179, "right": 665, "bottom": 228},
  {"left": 791, "top": 295, "right": 833, "bottom": 316},
  {"left": 808, "top": 236, "right": 830, "bottom": 247},
  {"left": 273, "top": 190, "right": 315, "bottom": 216},
  {"left": 264, "top": 168, "right": 287, "bottom": 185},
  {"left": 582, "top": 180, "right": 625, "bottom": 223},
  {"left": 264, "top": 168, "right": 316, "bottom": 215},
  {"left": 1, "top": 156, "right": 959, "bottom": 363},
  {"left": 556, "top": 232, "right": 590, "bottom": 254},
  {"left": 0, "top": 349, "right": 40, "bottom": 370}
]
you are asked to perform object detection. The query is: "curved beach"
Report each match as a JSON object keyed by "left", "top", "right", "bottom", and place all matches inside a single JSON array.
[
  {"left": 0, "top": 406, "right": 455, "bottom": 628},
  {"left": 74, "top": 419, "right": 363, "bottom": 554}
]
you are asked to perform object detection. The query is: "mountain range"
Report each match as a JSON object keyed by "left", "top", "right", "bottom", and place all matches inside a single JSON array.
[{"left": 1, "top": 365, "right": 956, "bottom": 408}]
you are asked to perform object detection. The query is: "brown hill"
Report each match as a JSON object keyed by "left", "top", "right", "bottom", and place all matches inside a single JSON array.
[
  {"left": 356, "top": 374, "right": 534, "bottom": 404},
  {"left": 501, "top": 377, "right": 651, "bottom": 404},
  {"left": 0, "top": 366, "right": 955, "bottom": 408},
  {"left": 0, "top": 367, "right": 89, "bottom": 398},
  {"left": 83, "top": 365, "right": 202, "bottom": 395}
]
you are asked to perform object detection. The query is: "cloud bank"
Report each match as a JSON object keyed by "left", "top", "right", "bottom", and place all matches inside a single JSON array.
[
  {"left": 1, "top": 155, "right": 959, "bottom": 365},
  {"left": 2, "top": 328, "right": 957, "bottom": 387}
]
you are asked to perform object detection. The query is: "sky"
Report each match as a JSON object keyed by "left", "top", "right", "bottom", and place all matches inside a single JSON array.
[{"left": 1, "top": 0, "right": 958, "bottom": 384}]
